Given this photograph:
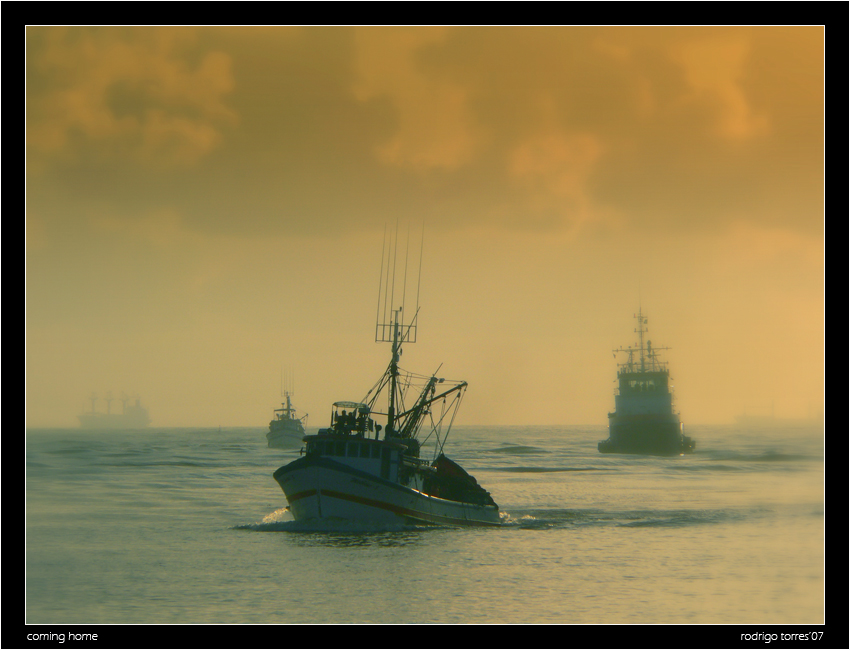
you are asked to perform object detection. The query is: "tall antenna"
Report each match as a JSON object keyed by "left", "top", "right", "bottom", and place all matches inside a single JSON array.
[
  {"left": 375, "top": 222, "right": 424, "bottom": 435},
  {"left": 389, "top": 219, "right": 399, "bottom": 331},
  {"left": 280, "top": 366, "right": 294, "bottom": 397},
  {"left": 401, "top": 221, "right": 410, "bottom": 323},
  {"left": 377, "top": 224, "right": 387, "bottom": 335},
  {"left": 615, "top": 307, "right": 669, "bottom": 374},
  {"left": 376, "top": 221, "right": 423, "bottom": 345},
  {"left": 637, "top": 280, "right": 643, "bottom": 369},
  {"left": 416, "top": 222, "right": 424, "bottom": 328},
  {"left": 635, "top": 308, "right": 647, "bottom": 372}
]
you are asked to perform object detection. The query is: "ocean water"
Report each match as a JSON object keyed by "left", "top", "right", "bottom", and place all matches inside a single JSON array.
[{"left": 24, "top": 424, "right": 824, "bottom": 636}]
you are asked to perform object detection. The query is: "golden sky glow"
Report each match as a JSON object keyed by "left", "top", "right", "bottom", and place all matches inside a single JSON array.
[{"left": 26, "top": 26, "right": 824, "bottom": 427}]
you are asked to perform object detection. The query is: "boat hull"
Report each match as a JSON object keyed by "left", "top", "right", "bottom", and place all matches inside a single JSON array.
[
  {"left": 599, "top": 414, "right": 695, "bottom": 456},
  {"left": 274, "top": 456, "right": 501, "bottom": 527},
  {"left": 266, "top": 422, "right": 305, "bottom": 448}
]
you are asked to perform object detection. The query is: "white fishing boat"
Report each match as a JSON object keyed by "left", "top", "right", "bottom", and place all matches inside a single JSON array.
[
  {"left": 273, "top": 230, "right": 501, "bottom": 527},
  {"left": 266, "top": 392, "right": 307, "bottom": 448}
]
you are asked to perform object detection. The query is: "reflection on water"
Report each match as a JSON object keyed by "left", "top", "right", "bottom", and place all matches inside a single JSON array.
[
  {"left": 26, "top": 424, "right": 823, "bottom": 625},
  {"left": 286, "top": 530, "right": 428, "bottom": 549}
]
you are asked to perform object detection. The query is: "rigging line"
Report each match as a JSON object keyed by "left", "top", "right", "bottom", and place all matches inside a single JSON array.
[
  {"left": 416, "top": 221, "right": 424, "bottom": 339},
  {"left": 383, "top": 233, "right": 391, "bottom": 337},
  {"left": 390, "top": 218, "right": 399, "bottom": 324},
  {"left": 402, "top": 221, "right": 410, "bottom": 330},
  {"left": 397, "top": 369, "right": 414, "bottom": 412},
  {"left": 440, "top": 387, "right": 465, "bottom": 454},
  {"left": 394, "top": 367, "right": 452, "bottom": 382},
  {"left": 420, "top": 390, "right": 455, "bottom": 443},
  {"left": 402, "top": 306, "right": 420, "bottom": 344},
  {"left": 428, "top": 404, "right": 449, "bottom": 462},
  {"left": 423, "top": 394, "right": 452, "bottom": 454},
  {"left": 377, "top": 224, "right": 387, "bottom": 339},
  {"left": 394, "top": 380, "right": 462, "bottom": 423},
  {"left": 361, "top": 371, "right": 390, "bottom": 406},
  {"left": 433, "top": 400, "right": 448, "bottom": 456},
  {"left": 424, "top": 410, "right": 444, "bottom": 462}
]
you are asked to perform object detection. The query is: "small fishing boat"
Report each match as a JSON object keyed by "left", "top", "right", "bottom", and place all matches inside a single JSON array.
[
  {"left": 273, "top": 231, "right": 500, "bottom": 526},
  {"left": 266, "top": 391, "right": 307, "bottom": 448}
]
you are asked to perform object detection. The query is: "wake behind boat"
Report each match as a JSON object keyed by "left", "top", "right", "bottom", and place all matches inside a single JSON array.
[{"left": 273, "top": 231, "right": 500, "bottom": 527}]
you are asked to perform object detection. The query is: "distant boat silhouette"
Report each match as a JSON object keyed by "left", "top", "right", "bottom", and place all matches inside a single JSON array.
[
  {"left": 79, "top": 392, "right": 151, "bottom": 430},
  {"left": 266, "top": 391, "right": 307, "bottom": 447},
  {"left": 598, "top": 310, "right": 694, "bottom": 455}
]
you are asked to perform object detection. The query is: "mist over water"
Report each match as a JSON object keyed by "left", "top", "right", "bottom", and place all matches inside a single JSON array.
[{"left": 26, "top": 423, "right": 823, "bottom": 627}]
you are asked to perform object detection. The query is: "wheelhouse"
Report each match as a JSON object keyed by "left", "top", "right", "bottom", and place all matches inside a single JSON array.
[
  {"left": 304, "top": 432, "right": 408, "bottom": 482},
  {"left": 327, "top": 401, "right": 379, "bottom": 437},
  {"left": 617, "top": 369, "right": 669, "bottom": 394}
]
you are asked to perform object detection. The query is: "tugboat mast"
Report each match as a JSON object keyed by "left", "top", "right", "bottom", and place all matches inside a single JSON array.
[{"left": 635, "top": 308, "right": 648, "bottom": 372}]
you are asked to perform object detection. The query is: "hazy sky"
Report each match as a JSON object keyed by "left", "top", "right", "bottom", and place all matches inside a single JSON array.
[{"left": 26, "top": 26, "right": 824, "bottom": 428}]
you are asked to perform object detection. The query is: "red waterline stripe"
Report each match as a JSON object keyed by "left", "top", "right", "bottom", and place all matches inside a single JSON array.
[
  {"left": 321, "top": 489, "right": 500, "bottom": 527},
  {"left": 287, "top": 489, "right": 317, "bottom": 503}
]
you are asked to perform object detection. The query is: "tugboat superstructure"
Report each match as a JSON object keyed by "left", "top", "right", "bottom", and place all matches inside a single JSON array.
[{"left": 598, "top": 309, "right": 695, "bottom": 456}]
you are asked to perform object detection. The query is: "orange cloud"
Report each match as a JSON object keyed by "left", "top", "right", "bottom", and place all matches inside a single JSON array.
[
  {"left": 507, "top": 130, "right": 604, "bottom": 235},
  {"left": 673, "top": 35, "right": 770, "bottom": 139},
  {"left": 352, "top": 27, "right": 479, "bottom": 170},
  {"left": 27, "top": 27, "right": 237, "bottom": 170}
]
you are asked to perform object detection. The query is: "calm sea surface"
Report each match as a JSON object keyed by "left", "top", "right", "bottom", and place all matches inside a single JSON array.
[{"left": 25, "top": 424, "right": 824, "bottom": 633}]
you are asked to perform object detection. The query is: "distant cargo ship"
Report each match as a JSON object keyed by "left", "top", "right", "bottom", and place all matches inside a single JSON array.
[
  {"left": 78, "top": 393, "right": 151, "bottom": 430},
  {"left": 598, "top": 310, "right": 695, "bottom": 456}
]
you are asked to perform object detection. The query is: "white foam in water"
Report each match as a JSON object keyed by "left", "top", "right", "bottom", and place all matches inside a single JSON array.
[
  {"left": 261, "top": 507, "right": 292, "bottom": 524},
  {"left": 241, "top": 507, "right": 425, "bottom": 533}
]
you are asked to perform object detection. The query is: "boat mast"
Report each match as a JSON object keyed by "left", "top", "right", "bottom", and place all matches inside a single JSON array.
[
  {"left": 375, "top": 222, "right": 423, "bottom": 438},
  {"left": 387, "top": 308, "right": 402, "bottom": 435}
]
